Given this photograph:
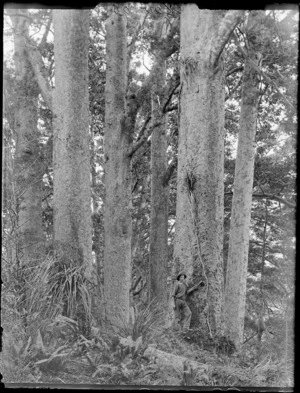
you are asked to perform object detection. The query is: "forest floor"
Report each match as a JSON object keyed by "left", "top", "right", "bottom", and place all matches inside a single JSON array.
[{"left": 1, "top": 317, "right": 293, "bottom": 388}]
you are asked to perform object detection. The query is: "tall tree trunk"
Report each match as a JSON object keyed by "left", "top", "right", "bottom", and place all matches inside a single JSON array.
[
  {"left": 103, "top": 5, "right": 132, "bottom": 323},
  {"left": 53, "top": 9, "right": 92, "bottom": 268},
  {"left": 8, "top": 10, "right": 44, "bottom": 309},
  {"left": 2, "top": 124, "right": 18, "bottom": 268},
  {"left": 52, "top": 9, "right": 92, "bottom": 337},
  {"left": 148, "top": 22, "right": 169, "bottom": 308},
  {"left": 255, "top": 201, "right": 267, "bottom": 346},
  {"left": 173, "top": 6, "right": 243, "bottom": 335},
  {"left": 257, "top": 202, "right": 267, "bottom": 344},
  {"left": 223, "top": 11, "right": 264, "bottom": 348}
]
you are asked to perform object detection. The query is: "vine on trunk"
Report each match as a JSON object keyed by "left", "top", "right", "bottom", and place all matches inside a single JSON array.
[{"left": 185, "top": 170, "right": 212, "bottom": 338}]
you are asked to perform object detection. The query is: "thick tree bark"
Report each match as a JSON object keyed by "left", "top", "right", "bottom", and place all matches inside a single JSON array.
[
  {"left": 103, "top": 6, "right": 132, "bottom": 323},
  {"left": 148, "top": 21, "right": 169, "bottom": 308},
  {"left": 6, "top": 10, "right": 45, "bottom": 325},
  {"left": 8, "top": 9, "right": 45, "bottom": 267},
  {"left": 53, "top": 10, "right": 92, "bottom": 268},
  {"left": 223, "top": 11, "right": 264, "bottom": 348},
  {"left": 173, "top": 6, "right": 243, "bottom": 335}
]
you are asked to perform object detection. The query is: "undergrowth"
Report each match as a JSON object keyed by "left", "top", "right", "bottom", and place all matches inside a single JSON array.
[
  {"left": 1, "top": 250, "right": 293, "bottom": 387},
  {"left": 1, "top": 305, "right": 293, "bottom": 387}
]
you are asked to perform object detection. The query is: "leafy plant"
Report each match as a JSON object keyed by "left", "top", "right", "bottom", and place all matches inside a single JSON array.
[
  {"left": 110, "top": 298, "right": 166, "bottom": 352},
  {"left": 250, "top": 354, "right": 291, "bottom": 387},
  {"left": 16, "top": 251, "right": 93, "bottom": 338},
  {"left": 34, "top": 345, "right": 71, "bottom": 373}
]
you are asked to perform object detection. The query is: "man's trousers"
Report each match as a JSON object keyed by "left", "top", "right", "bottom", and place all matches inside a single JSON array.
[{"left": 174, "top": 298, "right": 192, "bottom": 331}]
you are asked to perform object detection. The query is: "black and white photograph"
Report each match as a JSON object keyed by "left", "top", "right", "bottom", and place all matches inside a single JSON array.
[{"left": 2, "top": 2, "right": 297, "bottom": 390}]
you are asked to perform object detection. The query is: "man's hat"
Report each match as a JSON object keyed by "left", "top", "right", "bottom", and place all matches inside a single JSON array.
[{"left": 177, "top": 271, "right": 187, "bottom": 281}]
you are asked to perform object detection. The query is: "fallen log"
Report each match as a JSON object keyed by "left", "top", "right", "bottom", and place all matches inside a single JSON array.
[{"left": 143, "top": 345, "right": 208, "bottom": 374}]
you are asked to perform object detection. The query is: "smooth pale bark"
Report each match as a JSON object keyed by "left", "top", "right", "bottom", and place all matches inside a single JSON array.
[
  {"left": 53, "top": 10, "right": 92, "bottom": 269},
  {"left": 148, "top": 22, "right": 169, "bottom": 307},
  {"left": 223, "top": 11, "right": 264, "bottom": 348},
  {"left": 103, "top": 6, "right": 132, "bottom": 323},
  {"left": 8, "top": 10, "right": 44, "bottom": 267},
  {"left": 173, "top": 6, "right": 243, "bottom": 335}
]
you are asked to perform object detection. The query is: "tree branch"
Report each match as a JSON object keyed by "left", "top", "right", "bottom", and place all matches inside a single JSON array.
[
  {"left": 8, "top": 9, "right": 53, "bottom": 111},
  {"left": 42, "top": 191, "right": 53, "bottom": 202},
  {"left": 135, "top": 17, "right": 179, "bottom": 108},
  {"left": 133, "top": 280, "right": 146, "bottom": 296},
  {"left": 233, "top": 32, "right": 296, "bottom": 111},
  {"left": 127, "top": 9, "right": 148, "bottom": 60},
  {"left": 225, "top": 76, "right": 242, "bottom": 100},
  {"left": 134, "top": 114, "right": 151, "bottom": 141},
  {"left": 25, "top": 41, "right": 53, "bottom": 111},
  {"left": 127, "top": 115, "right": 151, "bottom": 157},
  {"left": 5, "top": 10, "right": 33, "bottom": 22},
  {"left": 210, "top": 10, "right": 244, "bottom": 66},
  {"left": 38, "top": 12, "right": 52, "bottom": 50},
  {"left": 225, "top": 191, "right": 295, "bottom": 208},
  {"left": 165, "top": 104, "right": 178, "bottom": 112},
  {"left": 130, "top": 275, "right": 142, "bottom": 292},
  {"left": 162, "top": 81, "right": 180, "bottom": 113},
  {"left": 252, "top": 193, "right": 295, "bottom": 209},
  {"left": 243, "top": 331, "right": 258, "bottom": 344},
  {"left": 226, "top": 65, "right": 244, "bottom": 78},
  {"left": 162, "top": 156, "right": 177, "bottom": 186},
  {"left": 128, "top": 118, "right": 162, "bottom": 158}
]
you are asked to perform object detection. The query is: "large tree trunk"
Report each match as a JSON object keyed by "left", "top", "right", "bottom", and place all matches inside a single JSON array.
[
  {"left": 148, "top": 22, "right": 169, "bottom": 308},
  {"left": 223, "top": 11, "right": 264, "bottom": 348},
  {"left": 53, "top": 10, "right": 92, "bottom": 336},
  {"left": 53, "top": 9, "right": 92, "bottom": 267},
  {"left": 103, "top": 5, "right": 132, "bottom": 324},
  {"left": 144, "top": 345, "right": 208, "bottom": 375},
  {"left": 8, "top": 9, "right": 44, "bottom": 294},
  {"left": 2, "top": 124, "right": 18, "bottom": 272},
  {"left": 173, "top": 6, "right": 243, "bottom": 335}
]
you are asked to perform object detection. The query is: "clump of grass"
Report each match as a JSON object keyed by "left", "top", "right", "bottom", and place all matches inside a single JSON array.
[
  {"left": 111, "top": 298, "right": 166, "bottom": 344},
  {"left": 250, "top": 354, "right": 293, "bottom": 387},
  {"left": 18, "top": 251, "right": 93, "bottom": 338},
  {"left": 2, "top": 247, "right": 94, "bottom": 379}
]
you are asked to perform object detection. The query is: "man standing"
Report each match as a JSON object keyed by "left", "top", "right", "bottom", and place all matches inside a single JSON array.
[{"left": 171, "top": 272, "right": 204, "bottom": 333}]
